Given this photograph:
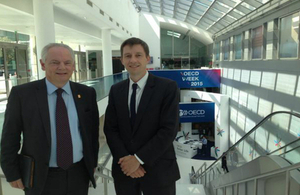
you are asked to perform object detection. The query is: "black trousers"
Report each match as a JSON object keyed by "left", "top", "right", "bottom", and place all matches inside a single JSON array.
[
  {"left": 114, "top": 178, "right": 176, "bottom": 195},
  {"left": 41, "top": 159, "right": 90, "bottom": 195}
]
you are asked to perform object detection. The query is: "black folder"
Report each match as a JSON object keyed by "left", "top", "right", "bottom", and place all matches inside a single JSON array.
[{"left": 19, "top": 154, "right": 34, "bottom": 189}]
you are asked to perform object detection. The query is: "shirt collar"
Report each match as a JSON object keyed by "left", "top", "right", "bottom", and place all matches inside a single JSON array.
[
  {"left": 129, "top": 71, "right": 149, "bottom": 89},
  {"left": 45, "top": 79, "right": 72, "bottom": 95}
]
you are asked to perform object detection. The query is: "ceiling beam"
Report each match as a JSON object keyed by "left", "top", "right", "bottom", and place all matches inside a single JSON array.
[
  {"left": 145, "top": 0, "right": 152, "bottom": 12},
  {"left": 160, "top": 0, "right": 163, "bottom": 15},
  {"left": 184, "top": 0, "right": 195, "bottom": 22},
  {"left": 172, "top": 0, "right": 178, "bottom": 18}
]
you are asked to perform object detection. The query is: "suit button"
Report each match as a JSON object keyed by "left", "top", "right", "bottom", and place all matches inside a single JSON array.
[{"left": 130, "top": 140, "right": 134, "bottom": 144}]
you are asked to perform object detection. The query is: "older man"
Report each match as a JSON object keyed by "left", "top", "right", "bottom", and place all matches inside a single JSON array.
[{"left": 1, "top": 43, "right": 99, "bottom": 195}]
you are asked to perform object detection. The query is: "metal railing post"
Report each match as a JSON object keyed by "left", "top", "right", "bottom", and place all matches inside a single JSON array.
[
  {"left": 104, "top": 178, "right": 108, "bottom": 195},
  {"left": 254, "top": 179, "right": 257, "bottom": 195},
  {"left": 285, "top": 170, "right": 290, "bottom": 195},
  {"left": 204, "top": 164, "right": 207, "bottom": 186}
]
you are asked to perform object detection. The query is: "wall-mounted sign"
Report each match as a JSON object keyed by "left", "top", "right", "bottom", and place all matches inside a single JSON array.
[
  {"left": 149, "top": 69, "right": 220, "bottom": 88},
  {"left": 179, "top": 102, "right": 215, "bottom": 123}
]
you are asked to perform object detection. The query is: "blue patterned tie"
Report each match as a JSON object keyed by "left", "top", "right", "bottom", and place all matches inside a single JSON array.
[
  {"left": 56, "top": 88, "right": 73, "bottom": 170},
  {"left": 130, "top": 83, "right": 138, "bottom": 127}
]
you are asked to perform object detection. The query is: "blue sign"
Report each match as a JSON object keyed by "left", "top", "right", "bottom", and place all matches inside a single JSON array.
[
  {"left": 149, "top": 69, "right": 220, "bottom": 88},
  {"left": 179, "top": 102, "right": 215, "bottom": 123}
]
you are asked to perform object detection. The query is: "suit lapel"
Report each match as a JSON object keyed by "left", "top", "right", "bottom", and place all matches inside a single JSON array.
[
  {"left": 36, "top": 79, "right": 51, "bottom": 146},
  {"left": 132, "top": 74, "right": 155, "bottom": 133}
]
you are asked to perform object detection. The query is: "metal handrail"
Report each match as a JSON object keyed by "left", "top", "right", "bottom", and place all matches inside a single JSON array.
[
  {"left": 94, "top": 169, "right": 113, "bottom": 181},
  {"left": 193, "top": 111, "right": 300, "bottom": 181},
  {"left": 215, "top": 161, "right": 300, "bottom": 193},
  {"left": 101, "top": 153, "right": 112, "bottom": 168},
  {"left": 190, "top": 162, "right": 207, "bottom": 183},
  {"left": 95, "top": 163, "right": 113, "bottom": 195}
]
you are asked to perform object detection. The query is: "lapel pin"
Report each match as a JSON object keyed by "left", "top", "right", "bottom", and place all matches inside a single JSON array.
[{"left": 78, "top": 94, "right": 81, "bottom": 99}]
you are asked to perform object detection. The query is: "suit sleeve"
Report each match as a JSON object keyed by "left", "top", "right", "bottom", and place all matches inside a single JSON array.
[
  {"left": 136, "top": 81, "right": 179, "bottom": 166},
  {"left": 91, "top": 88, "right": 100, "bottom": 168},
  {"left": 104, "top": 86, "right": 129, "bottom": 161},
  {"left": 1, "top": 87, "right": 23, "bottom": 182}
]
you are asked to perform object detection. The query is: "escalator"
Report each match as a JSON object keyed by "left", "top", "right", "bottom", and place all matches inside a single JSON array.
[{"left": 190, "top": 111, "right": 300, "bottom": 195}]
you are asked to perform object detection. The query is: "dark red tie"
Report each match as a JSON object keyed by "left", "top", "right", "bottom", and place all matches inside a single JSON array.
[
  {"left": 56, "top": 88, "right": 73, "bottom": 170},
  {"left": 130, "top": 83, "right": 138, "bottom": 127}
]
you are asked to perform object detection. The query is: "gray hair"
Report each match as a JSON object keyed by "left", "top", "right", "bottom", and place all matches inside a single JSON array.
[{"left": 41, "top": 43, "right": 75, "bottom": 63}]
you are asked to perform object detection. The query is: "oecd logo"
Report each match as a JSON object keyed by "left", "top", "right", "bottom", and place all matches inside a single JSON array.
[
  {"left": 180, "top": 71, "right": 200, "bottom": 76},
  {"left": 179, "top": 109, "right": 205, "bottom": 117}
]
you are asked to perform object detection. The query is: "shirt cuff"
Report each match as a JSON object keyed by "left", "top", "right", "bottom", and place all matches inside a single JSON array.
[{"left": 134, "top": 154, "right": 144, "bottom": 165}]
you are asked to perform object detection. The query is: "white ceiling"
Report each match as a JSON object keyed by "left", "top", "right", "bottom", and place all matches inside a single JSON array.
[{"left": 0, "top": 0, "right": 125, "bottom": 48}]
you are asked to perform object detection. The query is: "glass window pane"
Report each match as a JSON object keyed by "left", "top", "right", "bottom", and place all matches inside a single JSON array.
[
  {"left": 16, "top": 49, "right": 28, "bottom": 85},
  {"left": 279, "top": 13, "right": 299, "bottom": 58},
  {"left": 215, "top": 42, "right": 220, "bottom": 61},
  {"left": 252, "top": 26, "right": 263, "bottom": 59},
  {"left": 0, "top": 30, "right": 16, "bottom": 43},
  {"left": 223, "top": 38, "right": 229, "bottom": 60},
  {"left": 18, "top": 33, "right": 30, "bottom": 45},
  {"left": 29, "top": 35, "right": 38, "bottom": 81},
  {"left": 161, "top": 29, "right": 173, "bottom": 59},
  {"left": 235, "top": 34, "right": 242, "bottom": 60},
  {"left": 190, "top": 37, "right": 207, "bottom": 68},
  {"left": 174, "top": 32, "right": 189, "bottom": 57}
]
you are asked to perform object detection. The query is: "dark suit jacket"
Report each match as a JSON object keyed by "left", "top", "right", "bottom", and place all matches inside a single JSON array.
[
  {"left": 1, "top": 79, "right": 99, "bottom": 195},
  {"left": 104, "top": 73, "right": 180, "bottom": 187}
]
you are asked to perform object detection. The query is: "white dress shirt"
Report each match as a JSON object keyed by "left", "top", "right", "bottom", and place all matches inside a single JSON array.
[{"left": 128, "top": 71, "right": 149, "bottom": 114}]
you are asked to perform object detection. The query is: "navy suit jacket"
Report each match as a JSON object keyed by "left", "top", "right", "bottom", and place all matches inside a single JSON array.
[
  {"left": 1, "top": 79, "right": 99, "bottom": 195},
  {"left": 104, "top": 73, "right": 180, "bottom": 187}
]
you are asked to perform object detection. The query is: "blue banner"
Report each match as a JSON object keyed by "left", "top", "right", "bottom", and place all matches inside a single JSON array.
[
  {"left": 179, "top": 102, "right": 215, "bottom": 123},
  {"left": 149, "top": 69, "right": 220, "bottom": 88}
]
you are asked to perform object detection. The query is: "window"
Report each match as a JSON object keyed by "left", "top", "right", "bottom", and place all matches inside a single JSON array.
[
  {"left": 234, "top": 34, "right": 242, "bottom": 60},
  {"left": 223, "top": 38, "right": 229, "bottom": 60},
  {"left": 252, "top": 26, "right": 263, "bottom": 59},
  {"left": 0, "top": 30, "right": 16, "bottom": 43},
  {"left": 160, "top": 28, "right": 209, "bottom": 69},
  {"left": 279, "top": 13, "right": 299, "bottom": 58},
  {"left": 215, "top": 42, "right": 220, "bottom": 61}
]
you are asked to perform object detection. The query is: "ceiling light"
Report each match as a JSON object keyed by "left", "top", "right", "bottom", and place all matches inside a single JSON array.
[{"left": 167, "top": 31, "right": 181, "bottom": 38}]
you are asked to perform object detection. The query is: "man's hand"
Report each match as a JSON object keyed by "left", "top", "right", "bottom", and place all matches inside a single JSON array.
[
  {"left": 129, "top": 166, "right": 146, "bottom": 178},
  {"left": 9, "top": 179, "right": 24, "bottom": 190},
  {"left": 118, "top": 155, "right": 140, "bottom": 176}
]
